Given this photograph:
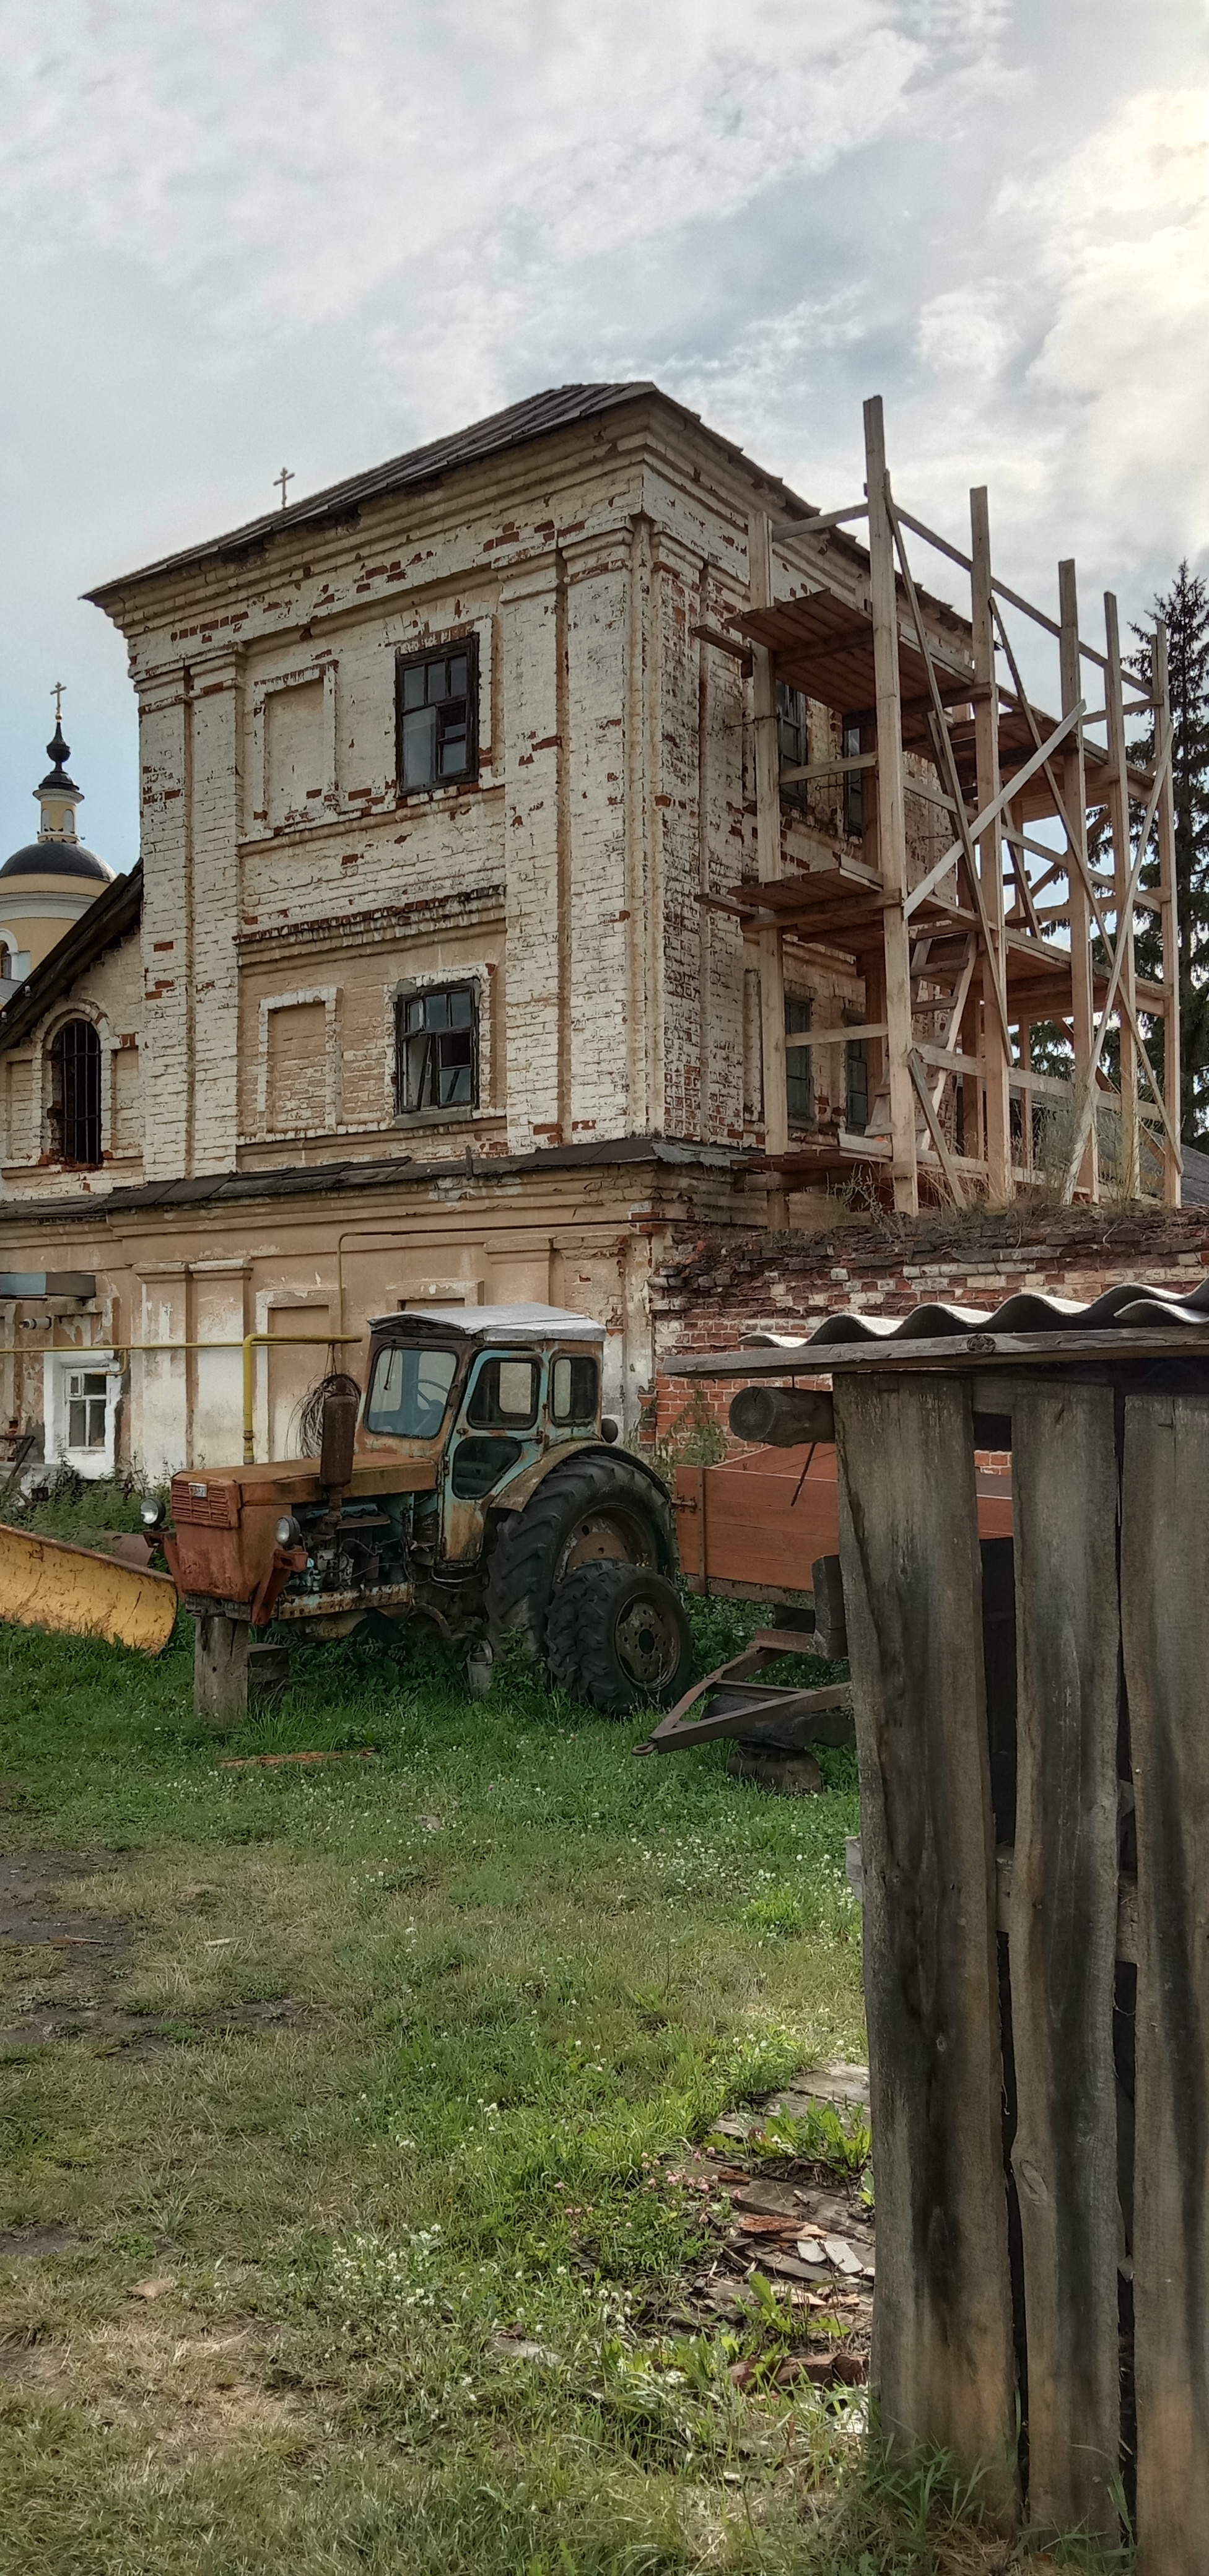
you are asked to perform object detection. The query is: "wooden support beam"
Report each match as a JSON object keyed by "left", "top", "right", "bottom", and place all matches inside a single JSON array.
[
  {"left": 833, "top": 1374, "right": 1017, "bottom": 2515},
  {"left": 778, "top": 751, "right": 878, "bottom": 786},
  {"left": 1105, "top": 593, "right": 1139, "bottom": 1196},
  {"left": 908, "top": 1049, "right": 967, "bottom": 1204},
  {"left": 1155, "top": 621, "right": 1182, "bottom": 1203},
  {"left": 769, "top": 502, "right": 868, "bottom": 542},
  {"left": 906, "top": 702, "right": 1084, "bottom": 920},
  {"left": 865, "top": 398, "right": 919, "bottom": 1213},
  {"left": 1060, "top": 561, "right": 1098, "bottom": 1195},
  {"left": 1122, "top": 1393, "right": 1209, "bottom": 2568},
  {"left": 1011, "top": 1382, "right": 1122, "bottom": 2539},
  {"left": 993, "top": 603, "right": 1179, "bottom": 1170},
  {"left": 1060, "top": 708, "right": 1174, "bottom": 1201},
  {"left": 748, "top": 508, "right": 789, "bottom": 1179},
  {"left": 972, "top": 487, "right": 1011, "bottom": 1196}
]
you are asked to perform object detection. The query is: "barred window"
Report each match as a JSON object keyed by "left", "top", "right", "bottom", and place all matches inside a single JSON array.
[
  {"left": 395, "top": 983, "right": 478, "bottom": 1115},
  {"left": 50, "top": 1019, "right": 102, "bottom": 1166},
  {"left": 396, "top": 642, "right": 478, "bottom": 793}
]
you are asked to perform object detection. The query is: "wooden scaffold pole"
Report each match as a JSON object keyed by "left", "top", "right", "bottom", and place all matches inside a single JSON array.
[
  {"left": 1154, "top": 620, "right": 1182, "bottom": 1204},
  {"left": 972, "top": 487, "right": 1011, "bottom": 1197},
  {"left": 1059, "top": 560, "right": 1097, "bottom": 1196},
  {"left": 864, "top": 396, "right": 919, "bottom": 1214}
]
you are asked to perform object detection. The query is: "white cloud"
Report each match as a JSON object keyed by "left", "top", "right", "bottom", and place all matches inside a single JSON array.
[{"left": 0, "top": 1, "right": 1204, "bottom": 872}]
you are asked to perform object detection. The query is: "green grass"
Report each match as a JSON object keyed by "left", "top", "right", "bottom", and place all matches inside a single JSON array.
[{"left": 0, "top": 1516, "right": 1107, "bottom": 2572}]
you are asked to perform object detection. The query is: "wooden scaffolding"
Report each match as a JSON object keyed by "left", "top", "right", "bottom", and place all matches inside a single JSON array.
[{"left": 728, "top": 396, "right": 1181, "bottom": 1214}]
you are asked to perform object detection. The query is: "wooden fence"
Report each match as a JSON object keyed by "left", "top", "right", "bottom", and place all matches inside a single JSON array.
[{"left": 832, "top": 1351, "right": 1209, "bottom": 2565}]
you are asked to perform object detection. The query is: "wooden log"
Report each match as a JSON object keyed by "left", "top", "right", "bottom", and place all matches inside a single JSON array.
[
  {"left": 728, "top": 1386, "right": 835, "bottom": 1447},
  {"left": 1121, "top": 1392, "right": 1209, "bottom": 2572},
  {"left": 193, "top": 1612, "right": 250, "bottom": 1726},
  {"left": 1009, "top": 1380, "right": 1121, "bottom": 2539},
  {"left": 833, "top": 1372, "right": 1016, "bottom": 2515}
]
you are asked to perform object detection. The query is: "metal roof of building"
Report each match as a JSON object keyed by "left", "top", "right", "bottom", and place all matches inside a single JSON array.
[{"left": 87, "top": 382, "right": 660, "bottom": 597}]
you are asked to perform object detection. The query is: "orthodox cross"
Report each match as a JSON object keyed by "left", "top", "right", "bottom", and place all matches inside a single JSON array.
[
  {"left": 51, "top": 681, "right": 65, "bottom": 724},
  {"left": 275, "top": 466, "right": 294, "bottom": 510}
]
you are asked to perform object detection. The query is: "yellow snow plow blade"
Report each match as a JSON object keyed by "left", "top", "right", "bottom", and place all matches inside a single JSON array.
[{"left": 0, "top": 1522, "right": 178, "bottom": 1655}]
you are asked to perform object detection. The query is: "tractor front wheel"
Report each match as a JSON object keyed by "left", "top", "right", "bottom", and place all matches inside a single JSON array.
[{"left": 546, "top": 1562, "right": 692, "bottom": 1718}]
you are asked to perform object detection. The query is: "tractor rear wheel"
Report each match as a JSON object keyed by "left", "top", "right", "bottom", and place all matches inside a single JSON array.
[
  {"left": 484, "top": 1453, "right": 675, "bottom": 1666},
  {"left": 546, "top": 1562, "right": 693, "bottom": 1717}
]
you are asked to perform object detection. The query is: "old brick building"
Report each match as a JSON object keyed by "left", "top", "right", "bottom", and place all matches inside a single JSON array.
[{"left": 0, "top": 381, "right": 964, "bottom": 1477}]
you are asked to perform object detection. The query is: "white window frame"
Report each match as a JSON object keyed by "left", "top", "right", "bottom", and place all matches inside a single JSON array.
[{"left": 43, "top": 1354, "right": 123, "bottom": 1480}]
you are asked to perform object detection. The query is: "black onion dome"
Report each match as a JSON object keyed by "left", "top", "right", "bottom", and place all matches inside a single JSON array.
[
  {"left": 36, "top": 719, "right": 82, "bottom": 798},
  {"left": 0, "top": 842, "right": 113, "bottom": 883}
]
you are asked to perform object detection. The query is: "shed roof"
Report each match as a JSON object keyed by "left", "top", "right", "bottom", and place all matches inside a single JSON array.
[{"left": 665, "top": 1276, "right": 1209, "bottom": 1378}]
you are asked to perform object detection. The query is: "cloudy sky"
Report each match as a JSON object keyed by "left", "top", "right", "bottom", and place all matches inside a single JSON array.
[{"left": 1, "top": 0, "right": 1206, "bottom": 874}]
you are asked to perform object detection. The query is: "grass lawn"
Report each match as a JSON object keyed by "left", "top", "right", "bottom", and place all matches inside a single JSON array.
[{"left": 0, "top": 1486, "right": 1093, "bottom": 2573}]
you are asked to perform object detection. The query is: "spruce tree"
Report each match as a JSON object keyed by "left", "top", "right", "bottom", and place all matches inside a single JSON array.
[{"left": 1129, "top": 563, "right": 1209, "bottom": 1143}]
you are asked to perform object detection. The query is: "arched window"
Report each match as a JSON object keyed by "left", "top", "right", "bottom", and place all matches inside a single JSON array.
[{"left": 50, "top": 1019, "right": 102, "bottom": 1167}]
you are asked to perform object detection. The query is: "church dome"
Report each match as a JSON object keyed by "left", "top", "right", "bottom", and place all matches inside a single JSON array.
[
  {"left": 0, "top": 841, "right": 112, "bottom": 882},
  {"left": 0, "top": 705, "right": 115, "bottom": 980}
]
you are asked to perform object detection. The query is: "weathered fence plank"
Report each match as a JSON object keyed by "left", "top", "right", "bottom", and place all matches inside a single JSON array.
[
  {"left": 1121, "top": 1392, "right": 1209, "bottom": 2574},
  {"left": 834, "top": 1372, "right": 1016, "bottom": 2513},
  {"left": 1010, "top": 1380, "right": 1120, "bottom": 2539}
]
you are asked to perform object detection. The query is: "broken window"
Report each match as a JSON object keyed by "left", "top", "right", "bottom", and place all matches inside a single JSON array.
[
  {"left": 396, "top": 642, "right": 478, "bottom": 793},
  {"left": 49, "top": 1018, "right": 102, "bottom": 1165},
  {"left": 846, "top": 1037, "right": 870, "bottom": 1132},
  {"left": 66, "top": 1370, "right": 108, "bottom": 1451},
  {"left": 396, "top": 983, "right": 478, "bottom": 1115},
  {"left": 777, "top": 682, "right": 809, "bottom": 810},
  {"left": 785, "top": 995, "right": 813, "bottom": 1128}
]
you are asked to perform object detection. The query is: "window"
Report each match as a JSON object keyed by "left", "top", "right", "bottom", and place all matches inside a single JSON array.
[
  {"left": 785, "top": 996, "right": 813, "bottom": 1128},
  {"left": 66, "top": 1370, "right": 108, "bottom": 1451},
  {"left": 50, "top": 1019, "right": 102, "bottom": 1165},
  {"left": 842, "top": 723, "right": 864, "bottom": 838},
  {"left": 396, "top": 983, "right": 478, "bottom": 1116},
  {"left": 846, "top": 1038, "right": 870, "bottom": 1132},
  {"left": 397, "top": 643, "right": 478, "bottom": 793},
  {"left": 365, "top": 1344, "right": 458, "bottom": 1438},
  {"left": 777, "top": 682, "right": 809, "bottom": 809},
  {"left": 466, "top": 1356, "right": 539, "bottom": 1430},
  {"left": 551, "top": 1355, "right": 598, "bottom": 1424}
]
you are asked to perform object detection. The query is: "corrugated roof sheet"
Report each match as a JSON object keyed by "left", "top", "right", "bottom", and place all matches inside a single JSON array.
[
  {"left": 749, "top": 1278, "right": 1209, "bottom": 1346},
  {"left": 87, "top": 382, "right": 658, "bottom": 598}
]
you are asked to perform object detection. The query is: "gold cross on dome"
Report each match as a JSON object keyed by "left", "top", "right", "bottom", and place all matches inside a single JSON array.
[
  {"left": 275, "top": 466, "right": 294, "bottom": 510},
  {"left": 51, "top": 681, "right": 64, "bottom": 724}
]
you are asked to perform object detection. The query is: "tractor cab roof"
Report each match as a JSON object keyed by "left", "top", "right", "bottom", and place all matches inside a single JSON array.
[{"left": 367, "top": 1303, "right": 606, "bottom": 1345}]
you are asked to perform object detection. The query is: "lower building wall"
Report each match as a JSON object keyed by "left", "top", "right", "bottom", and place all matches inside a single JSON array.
[
  {"left": 0, "top": 1151, "right": 749, "bottom": 1482},
  {"left": 648, "top": 1205, "right": 1209, "bottom": 1454}
]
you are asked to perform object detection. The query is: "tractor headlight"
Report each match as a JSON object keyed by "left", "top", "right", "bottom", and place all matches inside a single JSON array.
[
  {"left": 139, "top": 1496, "right": 167, "bottom": 1530},
  {"left": 276, "top": 1514, "right": 302, "bottom": 1548}
]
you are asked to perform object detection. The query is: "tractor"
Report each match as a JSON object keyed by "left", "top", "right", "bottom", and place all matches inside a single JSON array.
[{"left": 149, "top": 1304, "right": 692, "bottom": 1721}]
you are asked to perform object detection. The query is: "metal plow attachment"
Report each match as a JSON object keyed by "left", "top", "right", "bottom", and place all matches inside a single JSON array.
[{"left": 0, "top": 1522, "right": 178, "bottom": 1655}]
